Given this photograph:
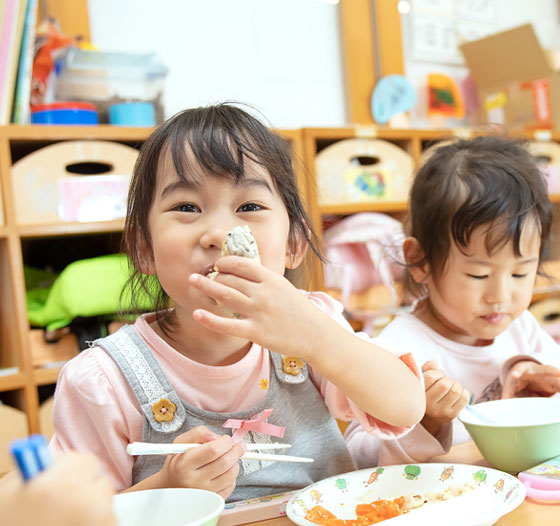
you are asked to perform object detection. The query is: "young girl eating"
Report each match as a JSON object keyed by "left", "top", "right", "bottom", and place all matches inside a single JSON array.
[
  {"left": 49, "top": 103, "right": 424, "bottom": 501},
  {"left": 345, "top": 136, "right": 560, "bottom": 468}
]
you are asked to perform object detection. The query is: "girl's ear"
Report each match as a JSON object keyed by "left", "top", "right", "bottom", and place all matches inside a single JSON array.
[
  {"left": 137, "top": 236, "right": 157, "bottom": 276},
  {"left": 403, "top": 237, "right": 430, "bottom": 284},
  {"left": 285, "top": 233, "right": 308, "bottom": 269}
]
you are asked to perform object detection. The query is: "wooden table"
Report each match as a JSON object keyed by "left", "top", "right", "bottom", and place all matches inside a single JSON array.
[{"left": 241, "top": 442, "right": 558, "bottom": 526}]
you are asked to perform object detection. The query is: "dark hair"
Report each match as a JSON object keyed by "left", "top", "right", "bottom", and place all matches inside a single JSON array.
[
  {"left": 121, "top": 102, "right": 320, "bottom": 324},
  {"left": 405, "top": 135, "right": 553, "bottom": 298}
]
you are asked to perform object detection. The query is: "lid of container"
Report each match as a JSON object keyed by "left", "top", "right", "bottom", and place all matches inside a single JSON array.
[{"left": 31, "top": 102, "right": 97, "bottom": 112}]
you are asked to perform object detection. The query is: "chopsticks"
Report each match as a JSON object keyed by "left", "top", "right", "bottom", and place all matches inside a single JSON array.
[{"left": 127, "top": 441, "right": 314, "bottom": 463}]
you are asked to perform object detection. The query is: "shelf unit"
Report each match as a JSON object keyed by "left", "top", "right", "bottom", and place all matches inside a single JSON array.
[
  {"left": 2, "top": 125, "right": 560, "bottom": 436},
  {"left": 300, "top": 126, "right": 560, "bottom": 312}
]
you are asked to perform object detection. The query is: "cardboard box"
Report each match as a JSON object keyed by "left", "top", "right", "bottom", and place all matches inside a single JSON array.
[{"left": 460, "top": 24, "right": 560, "bottom": 131}]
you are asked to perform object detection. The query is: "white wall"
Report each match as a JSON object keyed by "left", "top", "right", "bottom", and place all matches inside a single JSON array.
[
  {"left": 87, "top": 0, "right": 346, "bottom": 128},
  {"left": 87, "top": 0, "right": 560, "bottom": 129}
]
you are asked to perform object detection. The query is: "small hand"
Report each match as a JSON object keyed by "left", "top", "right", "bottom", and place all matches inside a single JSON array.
[
  {"left": 501, "top": 360, "right": 560, "bottom": 399},
  {"left": 188, "top": 256, "right": 329, "bottom": 359},
  {"left": 160, "top": 426, "right": 246, "bottom": 499},
  {"left": 0, "top": 451, "right": 116, "bottom": 526},
  {"left": 421, "top": 359, "right": 470, "bottom": 436}
]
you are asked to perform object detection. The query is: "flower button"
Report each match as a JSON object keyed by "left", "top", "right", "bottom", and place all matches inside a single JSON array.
[{"left": 152, "top": 398, "right": 176, "bottom": 422}]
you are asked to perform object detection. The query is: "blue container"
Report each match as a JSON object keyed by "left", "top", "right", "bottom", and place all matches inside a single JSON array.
[
  {"left": 109, "top": 102, "right": 156, "bottom": 126},
  {"left": 31, "top": 103, "right": 99, "bottom": 125}
]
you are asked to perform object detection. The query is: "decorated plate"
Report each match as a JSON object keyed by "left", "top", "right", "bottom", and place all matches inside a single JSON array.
[{"left": 286, "top": 463, "right": 525, "bottom": 526}]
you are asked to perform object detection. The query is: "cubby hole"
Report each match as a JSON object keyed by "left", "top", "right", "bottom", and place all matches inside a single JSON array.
[
  {"left": 21, "top": 232, "right": 126, "bottom": 369},
  {"left": 0, "top": 389, "right": 29, "bottom": 473},
  {"left": 0, "top": 238, "right": 22, "bottom": 373}
]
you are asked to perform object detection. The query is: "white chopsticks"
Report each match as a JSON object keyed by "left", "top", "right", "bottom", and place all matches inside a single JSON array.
[{"left": 126, "top": 441, "right": 314, "bottom": 463}]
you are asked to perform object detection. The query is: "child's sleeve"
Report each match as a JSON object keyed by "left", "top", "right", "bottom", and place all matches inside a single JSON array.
[
  {"left": 48, "top": 349, "right": 139, "bottom": 491},
  {"left": 306, "top": 292, "right": 422, "bottom": 439},
  {"left": 499, "top": 310, "right": 560, "bottom": 384},
  {"left": 344, "top": 418, "right": 453, "bottom": 468}
]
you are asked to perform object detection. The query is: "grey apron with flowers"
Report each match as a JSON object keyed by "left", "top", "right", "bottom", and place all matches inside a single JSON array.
[{"left": 94, "top": 325, "right": 355, "bottom": 502}]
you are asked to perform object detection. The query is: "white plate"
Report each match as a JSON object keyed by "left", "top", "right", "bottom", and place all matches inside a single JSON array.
[{"left": 286, "top": 463, "right": 525, "bottom": 526}]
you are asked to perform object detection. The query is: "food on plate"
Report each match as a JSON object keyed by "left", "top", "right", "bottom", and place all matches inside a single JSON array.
[
  {"left": 208, "top": 225, "right": 260, "bottom": 318},
  {"left": 305, "top": 481, "right": 476, "bottom": 525}
]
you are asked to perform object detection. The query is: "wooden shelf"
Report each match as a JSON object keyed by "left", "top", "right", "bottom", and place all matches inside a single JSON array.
[
  {"left": 1, "top": 124, "right": 154, "bottom": 142},
  {"left": 0, "top": 371, "right": 25, "bottom": 391},
  {"left": 320, "top": 200, "right": 408, "bottom": 215},
  {"left": 17, "top": 219, "right": 125, "bottom": 238},
  {"left": 2, "top": 124, "right": 560, "bottom": 434},
  {"left": 33, "top": 367, "right": 63, "bottom": 386}
]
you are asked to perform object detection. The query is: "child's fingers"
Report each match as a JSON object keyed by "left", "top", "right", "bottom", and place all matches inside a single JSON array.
[
  {"left": 421, "top": 359, "right": 438, "bottom": 372},
  {"left": 423, "top": 368, "right": 446, "bottom": 390},
  {"left": 192, "top": 307, "right": 254, "bottom": 337},
  {"left": 527, "top": 365, "right": 560, "bottom": 394},
  {"left": 173, "top": 425, "right": 218, "bottom": 445},
  {"left": 214, "top": 255, "right": 266, "bottom": 282},
  {"left": 205, "top": 463, "right": 242, "bottom": 500},
  {"left": 426, "top": 379, "right": 468, "bottom": 420},
  {"left": 189, "top": 273, "right": 249, "bottom": 310},
  {"left": 501, "top": 361, "right": 534, "bottom": 398},
  {"left": 194, "top": 442, "right": 244, "bottom": 483}
]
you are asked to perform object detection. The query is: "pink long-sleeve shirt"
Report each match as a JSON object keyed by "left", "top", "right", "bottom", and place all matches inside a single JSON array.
[{"left": 49, "top": 292, "right": 416, "bottom": 491}]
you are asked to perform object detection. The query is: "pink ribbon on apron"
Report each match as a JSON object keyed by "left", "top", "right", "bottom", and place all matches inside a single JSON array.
[{"left": 223, "top": 408, "right": 285, "bottom": 443}]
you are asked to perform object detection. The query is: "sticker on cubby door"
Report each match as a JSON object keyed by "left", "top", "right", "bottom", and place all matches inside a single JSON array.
[
  {"left": 11, "top": 141, "right": 138, "bottom": 225},
  {"left": 58, "top": 174, "right": 130, "bottom": 222}
]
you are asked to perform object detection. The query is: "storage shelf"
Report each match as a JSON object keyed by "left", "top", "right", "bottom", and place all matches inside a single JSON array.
[
  {"left": 17, "top": 219, "right": 125, "bottom": 238},
  {"left": 2, "top": 124, "right": 560, "bottom": 434},
  {"left": 33, "top": 367, "right": 63, "bottom": 386},
  {"left": 2, "top": 124, "right": 154, "bottom": 142},
  {"left": 320, "top": 200, "right": 408, "bottom": 215},
  {"left": 0, "top": 371, "right": 26, "bottom": 391}
]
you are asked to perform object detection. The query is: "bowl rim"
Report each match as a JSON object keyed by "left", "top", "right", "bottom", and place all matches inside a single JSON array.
[
  {"left": 113, "top": 487, "right": 225, "bottom": 526},
  {"left": 458, "top": 397, "right": 560, "bottom": 428}
]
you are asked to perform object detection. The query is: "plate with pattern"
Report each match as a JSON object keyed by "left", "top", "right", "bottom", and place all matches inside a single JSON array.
[{"left": 286, "top": 463, "right": 525, "bottom": 526}]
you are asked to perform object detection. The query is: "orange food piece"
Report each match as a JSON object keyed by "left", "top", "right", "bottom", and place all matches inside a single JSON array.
[{"left": 305, "top": 497, "right": 407, "bottom": 526}]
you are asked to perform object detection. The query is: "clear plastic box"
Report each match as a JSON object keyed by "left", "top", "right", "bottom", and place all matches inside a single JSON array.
[{"left": 54, "top": 48, "right": 168, "bottom": 123}]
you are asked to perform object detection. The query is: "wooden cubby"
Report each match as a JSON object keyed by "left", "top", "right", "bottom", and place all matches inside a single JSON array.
[
  {"left": 300, "top": 126, "right": 560, "bottom": 310},
  {"left": 1, "top": 124, "right": 560, "bottom": 437}
]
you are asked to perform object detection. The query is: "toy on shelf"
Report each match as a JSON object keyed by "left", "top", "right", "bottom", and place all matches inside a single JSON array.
[
  {"left": 370, "top": 74, "right": 416, "bottom": 127},
  {"left": 427, "top": 73, "right": 465, "bottom": 126}
]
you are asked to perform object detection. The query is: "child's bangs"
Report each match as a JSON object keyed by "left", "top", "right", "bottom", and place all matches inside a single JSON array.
[
  {"left": 451, "top": 178, "right": 540, "bottom": 258},
  {"left": 164, "top": 120, "right": 265, "bottom": 186}
]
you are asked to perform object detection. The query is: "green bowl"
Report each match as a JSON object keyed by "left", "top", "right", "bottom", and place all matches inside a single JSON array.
[
  {"left": 458, "top": 397, "right": 560, "bottom": 474},
  {"left": 113, "top": 488, "right": 224, "bottom": 526}
]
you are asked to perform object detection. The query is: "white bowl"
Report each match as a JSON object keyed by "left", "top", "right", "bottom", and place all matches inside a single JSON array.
[{"left": 113, "top": 488, "right": 224, "bottom": 526}]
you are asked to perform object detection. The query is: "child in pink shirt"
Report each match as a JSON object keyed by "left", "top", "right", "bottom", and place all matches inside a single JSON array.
[{"left": 49, "top": 103, "right": 424, "bottom": 501}]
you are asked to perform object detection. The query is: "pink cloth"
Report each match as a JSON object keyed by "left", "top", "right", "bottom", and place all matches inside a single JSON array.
[{"left": 49, "top": 292, "right": 414, "bottom": 491}]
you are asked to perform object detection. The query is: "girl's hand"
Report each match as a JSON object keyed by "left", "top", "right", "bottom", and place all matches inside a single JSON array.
[
  {"left": 502, "top": 360, "right": 560, "bottom": 399},
  {"left": 420, "top": 359, "right": 470, "bottom": 437},
  {"left": 159, "top": 426, "right": 246, "bottom": 500},
  {"left": 0, "top": 451, "right": 116, "bottom": 526},
  {"left": 189, "top": 256, "right": 329, "bottom": 358}
]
